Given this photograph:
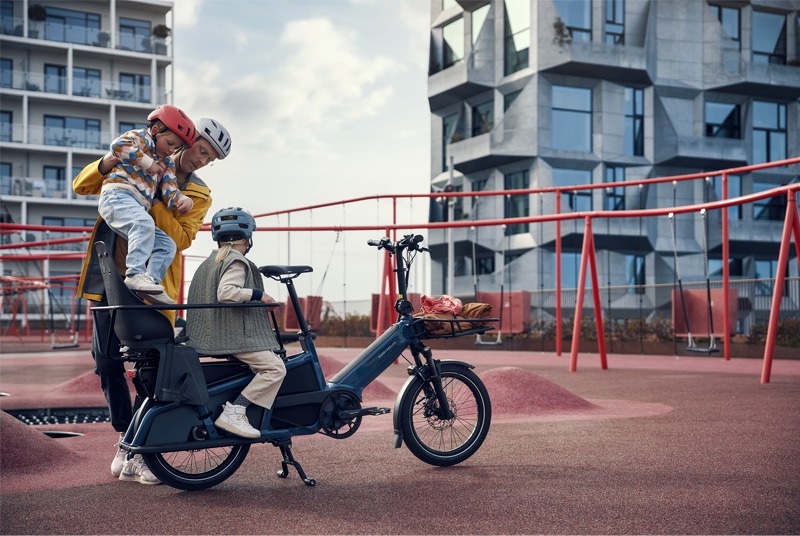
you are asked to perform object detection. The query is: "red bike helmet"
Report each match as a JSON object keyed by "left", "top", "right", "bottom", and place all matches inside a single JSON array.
[{"left": 147, "top": 104, "right": 196, "bottom": 147}]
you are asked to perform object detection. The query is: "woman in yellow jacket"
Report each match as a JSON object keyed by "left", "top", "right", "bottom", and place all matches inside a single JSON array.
[{"left": 73, "top": 118, "right": 232, "bottom": 485}]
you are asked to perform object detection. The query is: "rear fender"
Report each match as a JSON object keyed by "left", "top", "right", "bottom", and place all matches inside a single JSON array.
[{"left": 392, "top": 360, "right": 474, "bottom": 448}]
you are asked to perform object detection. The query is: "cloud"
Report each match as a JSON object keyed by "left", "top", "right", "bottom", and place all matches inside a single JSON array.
[{"left": 172, "top": 0, "right": 204, "bottom": 28}]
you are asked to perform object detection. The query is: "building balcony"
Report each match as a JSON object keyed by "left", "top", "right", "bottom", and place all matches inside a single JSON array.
[
  {"left": 654, "top": 135, "right": 748, "bottom": 168},
  {"left": 706, "top": 51, "right": 800, "bottom": 100},
  {"left": 540, "top": 40, "right": 651, "bottom": 85},
  {"left": 447, "top": 125, "right": 536, "bottom": 174},
  {"left": 429, "top": 54, "right": 495, "bottom": 109},
  {"left": 0, "top": 69, "right": 166, "bottom": 104}
]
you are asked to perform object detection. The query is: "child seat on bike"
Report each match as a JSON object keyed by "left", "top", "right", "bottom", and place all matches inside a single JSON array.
[{"left": 93, "top": 241, "right": 209, "bottom": 406}]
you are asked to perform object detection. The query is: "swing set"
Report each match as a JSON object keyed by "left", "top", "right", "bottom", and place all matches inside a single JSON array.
[{"left": 669, "top": 210, "right": 720, "bottom": 354}]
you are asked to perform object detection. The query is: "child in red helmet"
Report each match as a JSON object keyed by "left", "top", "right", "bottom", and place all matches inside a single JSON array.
[{"left": 99, "top": 104, "right": 196, "bottom": 303}]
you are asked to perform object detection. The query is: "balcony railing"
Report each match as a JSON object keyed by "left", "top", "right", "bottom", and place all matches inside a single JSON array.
[
  {"left": 1, "top": 18, "right": 172, "bottom": 56},
  {"left": 1, "top": 69, "right": 166, "bottom": 103}
]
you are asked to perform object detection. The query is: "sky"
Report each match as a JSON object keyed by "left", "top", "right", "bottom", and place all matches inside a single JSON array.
[{"left": 171, "top": 0, "right": 433, "bottom": 306}]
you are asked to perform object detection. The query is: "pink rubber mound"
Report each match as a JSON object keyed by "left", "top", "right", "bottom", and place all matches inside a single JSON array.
[
  {"left": 480, "top": 367, "right": 597, "bottom": 415},
  {"left": 0, "top": 411, "right": 73, "bottom": 471},
  {"left": 51, "top": 370, "right": 102, "bottom": 394}
]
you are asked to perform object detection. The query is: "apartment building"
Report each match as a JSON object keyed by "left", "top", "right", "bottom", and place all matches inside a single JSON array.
[
  {"left": 1, "top": 0, "right": 173, "bottom": 321},
  {"left": 427, "top": 0, "right": 800, "bottom": 333}
]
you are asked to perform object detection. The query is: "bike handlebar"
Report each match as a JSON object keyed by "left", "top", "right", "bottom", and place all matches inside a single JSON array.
[{"left": 367, "top": 234, "right": 428, "bottom": 253}]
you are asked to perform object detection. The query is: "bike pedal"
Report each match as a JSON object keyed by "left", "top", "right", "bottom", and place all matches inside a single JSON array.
[{"left": 364, "top": 407, "right": 391, "bottom": 416}]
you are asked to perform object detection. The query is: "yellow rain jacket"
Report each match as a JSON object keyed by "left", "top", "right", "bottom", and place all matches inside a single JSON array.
[{"left": 74, "top": 156, "right": 212, "bottom": 324}]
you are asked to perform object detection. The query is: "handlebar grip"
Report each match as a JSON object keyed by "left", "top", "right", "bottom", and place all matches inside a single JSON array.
[{"left": 367, "top": 239, "right": 382, "bottom": 246}]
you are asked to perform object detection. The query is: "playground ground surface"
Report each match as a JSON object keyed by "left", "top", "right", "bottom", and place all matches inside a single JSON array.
[{"left": 1, "top": 345, "right": 799, "bottom": 535}]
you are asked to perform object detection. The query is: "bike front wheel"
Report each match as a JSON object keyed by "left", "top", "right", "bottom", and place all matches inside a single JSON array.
[
  {"left": 398, "top": 363, "right": 491, "bottom": 466},
  {"left": 143, "top": 444, "right": 250, "bottom": 491}
]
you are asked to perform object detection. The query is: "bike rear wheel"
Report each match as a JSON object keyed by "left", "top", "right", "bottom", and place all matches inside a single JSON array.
[
  {"left": 143, "top": 444, "right": 250, "bottom": 491},
  {"left": 399, "top": 363, "right": 491, "bottom": 466}
]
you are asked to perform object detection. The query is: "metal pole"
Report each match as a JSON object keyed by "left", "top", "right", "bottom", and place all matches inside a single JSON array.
[{"left": 447, "top": 156, "right": 455, "bottom": 296}]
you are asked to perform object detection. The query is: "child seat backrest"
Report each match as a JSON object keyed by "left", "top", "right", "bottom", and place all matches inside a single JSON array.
[{"left": 94, "top": 241, "right": 174, "bottom": 349}]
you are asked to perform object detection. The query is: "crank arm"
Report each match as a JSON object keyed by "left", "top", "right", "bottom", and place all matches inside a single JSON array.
[{"left": 337, "top": 407, "right": 391, "bottom": 419}]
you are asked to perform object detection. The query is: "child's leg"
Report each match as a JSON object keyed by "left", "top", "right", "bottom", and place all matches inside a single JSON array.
[
  {"left": 146, "top": 228, "right": 176, "bottom": 284},
  {"left": 98, "top": 189, "right": 154, "bottom": 277},
  {"left": 233, "top": 350, "right": 287, "bottom": 409}
]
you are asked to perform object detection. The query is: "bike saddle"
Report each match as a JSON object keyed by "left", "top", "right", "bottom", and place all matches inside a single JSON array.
[{"left": 259, "top": 265, "right": 313, "bottom": 278}]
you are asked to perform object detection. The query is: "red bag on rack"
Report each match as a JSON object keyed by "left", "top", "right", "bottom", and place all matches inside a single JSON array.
[{"left": 419, "top": 295, "right": 463, "bottom": 315}]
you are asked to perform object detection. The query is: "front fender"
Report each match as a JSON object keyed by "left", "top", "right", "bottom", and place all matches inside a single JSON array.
[{"left": 391, "top": 360, "right": 474, "bottom": 448}]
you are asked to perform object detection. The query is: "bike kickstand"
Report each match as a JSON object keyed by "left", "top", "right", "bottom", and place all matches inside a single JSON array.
[{"left": 273, "top": 439, "right": 316, "bottom": 487}]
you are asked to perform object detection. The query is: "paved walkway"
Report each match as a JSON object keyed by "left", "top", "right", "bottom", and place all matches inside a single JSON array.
[{"left": 1, "top": 347, "right": 799, "bottom": 534}]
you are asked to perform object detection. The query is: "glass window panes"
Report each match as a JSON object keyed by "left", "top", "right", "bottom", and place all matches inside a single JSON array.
[
  {"left": 553, "top": 168, "right": 592, "bottom": 211},
  {"left": 504, "top": 0, "right": 530, "bottom": 75},
  {"left": 44, "top": 64, "right": 66, "bottom": 94},
  {"left": 442, "top": 112, "right": 460, "bottom": 170},
  {"left": 625, "top": 87, "right": 644, "bottom": 156},
  {"left": 557, "top": 251, "right": 591, "bottom": 289},
  {"left": 752, "top": 10, "right": 786, "bottom": 64},
  {"left": 705, "top": 102, "right": 740, "bottom": 138},
  {"left": 625, "top": 254, "right": 645, "bottom": 294},
  {"left": 711, "top": 5, "right": 740, "bottom": 46},
  {"left": 752, "top": 101, "right": 787, "bottom": 164},
  {"left": 43, "top": 6, "right": 100, "bottom": 45},
  {"left": 1, "top": 110, "right": 12, "bottom": 141},
  {"left": 0, "top": 58, "right": 11, "bottom": 88},
  {"left": 504, "top": 170, "right": 529, "bottom": 235},
  {"left": 0, "top": 161, "right": 10, "bottom": 196},
  {"left": 552, "top": 85, "right": 592, "bottom": 152},
  {"left": 443, "top": 17, "right": 465, "bottom": 68},
  {"left": 553, "top": 0, "right": 592, "bottom": 41},
  {"left": 605, "top": 0, "right": 624, "bottom": 44},
  {"left": 752, "top": 181, "right": 786, "bottom": 221},
  {"left": 709, "top": 174, "right": 741, "bottom": 220},
  {"left": 471, "top": 100, "right": 493, "bottom": 136},
  {"left": 73, "top": 67, "right": 101, "bottom": 97},
  {"left": 119, "top": 17, "right": 151, "bottom": 53},
  {"left": 119, "top": 73, "right": 151, "bottom": 102},
  {"left": 604, "top": 166, "right": 625, "bottom": 210}
]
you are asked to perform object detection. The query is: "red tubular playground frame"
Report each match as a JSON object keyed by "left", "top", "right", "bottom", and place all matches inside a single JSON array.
[{"left": 2, "top": 158, "right": 798, "bottom": 381}]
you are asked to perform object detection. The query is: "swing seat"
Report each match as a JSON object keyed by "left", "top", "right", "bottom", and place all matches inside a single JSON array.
[{"left": 686, "top": 345, "right": 720, "bottom": 355}]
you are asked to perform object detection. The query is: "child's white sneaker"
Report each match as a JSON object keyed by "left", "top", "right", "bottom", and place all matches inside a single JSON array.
[
  {"left": 124, "top": 273, "right": 164, "bottom": 294},
  {"left": 215, "top": 402, "right": 260, "bottom": 439},
  {"left": 110, "top": 433, "right": 126, "bottom": 477}
]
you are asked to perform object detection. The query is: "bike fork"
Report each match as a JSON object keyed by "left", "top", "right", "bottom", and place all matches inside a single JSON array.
[{"left": 410, "top": 341, "right": 454, "bottom": 421}]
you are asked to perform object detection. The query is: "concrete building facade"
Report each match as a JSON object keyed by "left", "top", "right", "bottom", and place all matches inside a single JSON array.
[
  {"left": 427, "top": 0, "right": 800, "bottom": 333},
  {"left": 1, "top": 0, "right": 174, "bottom": 320}
]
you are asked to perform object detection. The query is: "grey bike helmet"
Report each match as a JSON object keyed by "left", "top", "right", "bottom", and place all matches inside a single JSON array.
[
  {"left": 211, "top": 207, "right": 256, "bottom": 251},
  {"left": 196, "top": 118, "right": 232, "bottom": 159}
]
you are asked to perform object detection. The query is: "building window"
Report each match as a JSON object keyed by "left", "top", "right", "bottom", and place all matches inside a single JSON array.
[
  {"left": 752, "top": 181, "right": 786, "bottom": 221},
  {"left": 504, "top": 170, "right": 529, "bottom": 235},
  {"left": 1, "top": 1, "right": 13, "bottom": 35},
  {"left": 709, "top": 174, "right": 742, "bottom": 220},
  {"left": 705, "top": 102, "right": 740, "bottom": 138},
  {"left": 42, "top": 217, "right": 96, "bottom": 252},
  {"left": 625, "top": 87, "right": 644, "bottom": 156},
  {"left": 552, "top": 85, "right": 592, "bottom": 152},
  {"left": 443, "top": 17, "right": 465, "bottom": 69},
  {"left": 752, "top": 10, "right": 786, "bottom": 64},
  {"left": 43, "top": 166, "right": 66, "bottom": 197},
  {"left": 625, "top": 254, "right": 645, "bottom": 294},
  {"left": 504, "top": 0, "right": 530, "bottom": 75},
  {"left": 119, "top": 121, "right": 147, "bottom": 135},
  {"left": 0, "top": 58, "right": 11, "bottom": 88},
  {"left": 709, "top": 257, "right": 743, "bottom": 279},
  {"left": 44, "top": 115, "right": 101, "bottom": 149},
  {"left": 553, "top": 168, "right": 592, "bottom": 211},
  {"left": 120, "top": 73, "right": 151, "bottom": 103},
  {"left": 471, "top": 100, "right": 493, "bottom": 136},
  {"left": 43, "top": 6, "right": 100, "bottom": 45},
  {"left": 73, "top": 67, "right": 101, "bottom": 97},
  {"left": 476, "top": 255, "right": 495, "bottom": 275},
  {"left": 557, "top": 251, "right": 591, "bottom": 289},
  {"left": 755, "top": 259, "right": 789, "bottom": 296},
  {"left": 442, "top": 112, "right": 460, "bottom": 171},
  {"left": 604, "top": 166, "right": 625, "bottom": 211},
  {"left": 44, "top": 64, "right": 66, "bottom": 94},
  {"left": 710, "top": 4, "right": 740, "bottom": 48},
  {"left": 604, "top": 0, "right": 624, "bottom": 44},
  {"left": 0, "top": 161, "right": 10, "bottom": 196},
  {"left": 0, "top": 110, "right": 11, "bottom": 142},
  {"left": 119, "top": 17, "right": 151, "bottom": 53},
  {"left": 752, "top": 101, "right": 786, "bottom": 164},
  {"left": 553, "top": 0, "right": 592, "bottom": 42}
]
